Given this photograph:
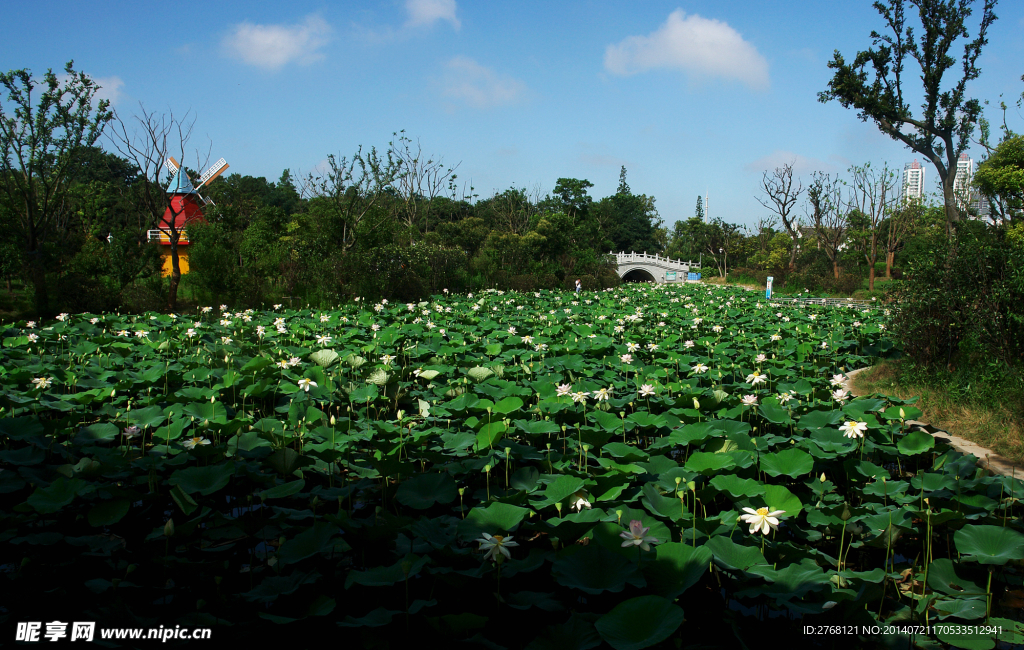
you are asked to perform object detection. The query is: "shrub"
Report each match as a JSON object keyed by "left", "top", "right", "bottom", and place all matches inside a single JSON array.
[{"left": 886, "top": 222, "right": 1024, "bottom": 369}]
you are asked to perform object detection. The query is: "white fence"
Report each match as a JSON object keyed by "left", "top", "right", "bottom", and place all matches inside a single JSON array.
[{"left": 612, "top": 251, "right": 700, "bottom": 271}]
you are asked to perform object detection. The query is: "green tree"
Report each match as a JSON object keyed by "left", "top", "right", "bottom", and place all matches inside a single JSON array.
[
  {"left": 819, "top": 0, "right": 998, "bottom": 230},
  {"left": 695, "top": 195, "right": 704, "bottom": 221},
  {"left": 548, "top": 178, "right": 594, "bottom": 221},
  {"left": 0, "top": 61, "right": 113, "bottom": 316},
  {"left": 974, "top": 135, "right": 1023, "bottom": 222},
  {"left": 593, "top": 167, "right": 663, "bottom": 254}
]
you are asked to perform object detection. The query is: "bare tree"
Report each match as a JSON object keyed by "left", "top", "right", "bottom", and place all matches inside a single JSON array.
[
  {"left": 302, "top": 140, "right": 404, "bottom": 253},
  {"left": 848, "top": 162, "right": 898, "bottom": 291},
  {"left": 755, "top": 163, "right": 803, "bottom": 270},
  {"left": 754, "top": 215, "right": 779, "bottom": 253},
  {"left": 882, "top": 196, "right": 923, "bottom": 278},
  {"left": 806, "top": 172, "right": 848, "bottom": 279},
  {"left": 107, "top": 105, "right": 209, "bottom": 311},
  {"left": 392, "top": 132, "right": 459, "bottom": 238},
  {"left": 489, "top": 187, "right": 534, "bottom": 235}
]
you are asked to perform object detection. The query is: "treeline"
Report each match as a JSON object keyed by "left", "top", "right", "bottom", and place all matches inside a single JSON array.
[
  {"left": 0, "top": 131, "right": 674, "bottom": 312},
  {"left": 0, "top": 137, "right": 991, "bottom": 316}
]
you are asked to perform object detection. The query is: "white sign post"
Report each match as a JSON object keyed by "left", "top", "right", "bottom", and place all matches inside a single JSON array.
[{"left": 766, "top": 276, "right": 774, "bottom": 300}]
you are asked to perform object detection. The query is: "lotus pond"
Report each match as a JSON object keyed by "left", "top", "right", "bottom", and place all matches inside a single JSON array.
[{"left": 1, "top": 285, "right": 1022, "bottom": 649}]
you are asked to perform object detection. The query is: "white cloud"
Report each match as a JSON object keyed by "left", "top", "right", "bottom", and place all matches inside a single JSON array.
[
  {"left": 93, "top": 76, "right": 125, "bottom": 106},
  {"left": 405, "top": 0, "right": 460, "bottom": 30},
  {"left": 441, "top": 57, "right": 527, "bottom": 109},
  {"left": 604, "top": 9, "right": 769, "bottom": 91},
  {"left": 222, "top": 15, "right": 332, "bottom": 71},
  {"left": 744, "top": 150, "right": 837, "bottom": 176},
  {"left": 56, "top": 74, "right": 125, "bottom": 106}
]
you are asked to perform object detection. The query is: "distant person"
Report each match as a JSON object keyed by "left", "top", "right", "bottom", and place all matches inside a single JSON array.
[{"left": 575, "top": 279, "right": 581, "bottom": 294}]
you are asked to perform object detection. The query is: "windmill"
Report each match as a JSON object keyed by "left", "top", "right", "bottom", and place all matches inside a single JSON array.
[
  {"left": 164, "top": 156, "right": 229, "bottom": 205},
  {"left": 150, "top": 155, "right": 230, "bottom": 276}
]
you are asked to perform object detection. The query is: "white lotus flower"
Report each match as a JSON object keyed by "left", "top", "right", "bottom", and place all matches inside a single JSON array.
[
  {"left": 620, "top": 354, "right": 633, "bottom": 364},
  {"left": 476, "top": 532, "right": 518, "bottom": 563},
  {"left": 183, "top": 436, "right": 211, "bottom": 450},
  {"left": 741, "top": 507, "right": 785, "bottom": 535},
  {"left": 639, "top": 384, "right": 655, "bottom": 397},
  {"left": 594, "top": 387, "right": 612, "bottom": 401},
  {"left": 839, "top": 420, "right": 868, "bottom": 439},
  {"left": 32, "top": 377, "right": 52, "bottom": 390},
  {"left": 297, "top": 378, "right": 317, "bottom": 392},
  {"left": 746, "top": 371, "right": 767, "bottom": 386},
  {"left": 556, "top": 384, "right": 572, "bottom": 397},
  {"left": 691, "top": 363, "right": 709, "bottom": 374},
  {"left": 571, "top": 492, "right": 592, "bottom": 512},
  {"left": 741, "top": 395, "right": 758, "bottom": 406}
]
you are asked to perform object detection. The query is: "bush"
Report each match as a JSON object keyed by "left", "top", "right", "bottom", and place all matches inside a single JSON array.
[
  {"left": 119, "top": 281, "right": 164, "bottom": 313},
  {"left": 886, "top": 221, "right": 1024, "bottom": 369}
]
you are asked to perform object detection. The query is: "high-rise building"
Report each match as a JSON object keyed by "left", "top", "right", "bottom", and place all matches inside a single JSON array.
[
  {"left": 902, "top": 160, "right": 925, "bottom": 201},
  {"left": 953, "top": 153, "right": 974, "bottom": 199}
]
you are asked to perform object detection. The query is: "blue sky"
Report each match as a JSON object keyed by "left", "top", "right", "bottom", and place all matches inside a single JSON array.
[{"left": 3, "top": 1, "right": 1023, "bottom": 231}]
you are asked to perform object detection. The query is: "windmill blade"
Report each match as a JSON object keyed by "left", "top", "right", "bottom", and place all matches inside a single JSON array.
[
  {"left": 195, "top": 158, "right": 229, "bottom": 189},
  {"left": 165, "top": 157, "right": 180, "bottom": 174}
]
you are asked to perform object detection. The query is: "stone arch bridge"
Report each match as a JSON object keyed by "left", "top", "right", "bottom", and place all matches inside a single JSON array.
[{"left": 612, "top": 251, "right": 701, "bottom": 283}]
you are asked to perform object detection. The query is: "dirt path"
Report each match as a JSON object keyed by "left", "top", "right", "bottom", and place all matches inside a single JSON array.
[{"left": 843, "top": 367, "right": 1023, "bottom": 478}]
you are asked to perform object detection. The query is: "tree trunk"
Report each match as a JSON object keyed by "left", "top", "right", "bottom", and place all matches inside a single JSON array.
[
  {"left": 30, "top": 261, "right": 48, "bottom": 318},
  {"left": 868, "top": 235, "right": 877, "bottom": 292},
  {"left": 788, "top": 242, "right": 797, "bottom": 271},
  {"left": 885, "top": 251, "right": 894, "bottom": 279},
  {"left": 941, "top": 175, "right": 961, "bottom": 233},
  {"left": 25, "top": 228, "right": 49, "bottom": 317},
  {"left": 833, "top": 259, "right": 839, "bottom": 279},
  {"left": 167, "top": 238, "right": 181, "bottom": 311}
]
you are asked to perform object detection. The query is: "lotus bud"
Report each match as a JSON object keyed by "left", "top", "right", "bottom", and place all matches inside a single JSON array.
[
  {"left": 840, "top": 504, "right": 851, "bottom": 521},
  {"left": 555, "top": 502, "right": 563, "bottom": 516},
  {"left": 674, "top": 477, "right": 682, "bottom": 486},
  {"left": 483, "top": 464, "right": 491, "bottom": 474},
  {"left": 211, "top": 395, "right": 215, "bottom": 403},
  {"left": 330, "top": 415, "right": 336, "bottom": 426},
  {"left": 164, "top": 519, "right": 175, "bottom": 537},
  {"left": 820, "top": 473, "right": 826, "bottom": 483},
  {"left": 615, "top": 509, "right": 623, "bottom": 525},
  {"left": 899, "top": 408, "right": 906, "bottom": 420}
]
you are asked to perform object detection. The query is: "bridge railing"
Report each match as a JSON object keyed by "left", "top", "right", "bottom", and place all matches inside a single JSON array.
[{"left": 611, "top": 251, "right": 700, "bottom": 271}]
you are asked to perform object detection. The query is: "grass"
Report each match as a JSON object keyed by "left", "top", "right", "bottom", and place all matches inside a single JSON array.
[{"left": 851, "top": 360, "right": 1024, "bottom": 467}]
